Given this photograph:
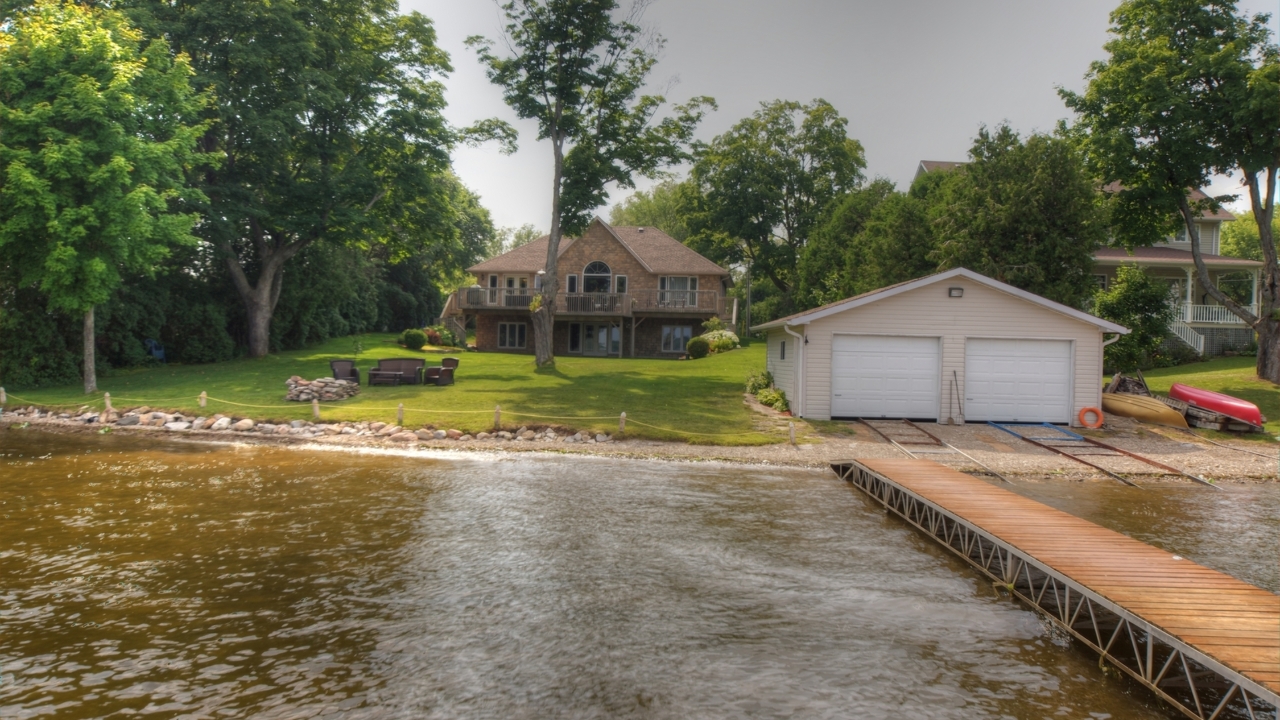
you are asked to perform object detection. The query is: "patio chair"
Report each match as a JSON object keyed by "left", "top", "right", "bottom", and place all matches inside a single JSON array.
[
  {"left": 441, "top": 357, "right": 459, "bottom": 370},
  {"left": 425, "top": 366, "right": 454, "bottom": 386},
  {"left": 330, "top": 359, "right": 360, "bottom": 385}
]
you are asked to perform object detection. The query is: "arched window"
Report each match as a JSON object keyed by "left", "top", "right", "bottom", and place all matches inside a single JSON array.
[{"left": 583, "top": 261, "right": 612, "bottom": 293}]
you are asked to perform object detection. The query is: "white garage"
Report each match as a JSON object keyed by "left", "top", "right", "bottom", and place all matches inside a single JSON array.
[{"left": 755, "top": 268, "right": 1129, "bottom": 426}]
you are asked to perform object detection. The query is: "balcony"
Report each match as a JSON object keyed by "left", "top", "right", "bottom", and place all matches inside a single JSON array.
[
  {"left": 457, "top": 288, "right": 727, "bottom": 318},
  {"left": 1179, "top": 303, "right": 1256, "bottom": 325}
]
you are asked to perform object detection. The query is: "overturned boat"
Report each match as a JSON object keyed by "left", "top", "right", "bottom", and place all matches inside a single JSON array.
[
  {"left": 1167, "top": 383, "right": 1266, "bottom": 432},
  {"left": 1101, "top": 392, "right": 1190, "bottom": 429}
]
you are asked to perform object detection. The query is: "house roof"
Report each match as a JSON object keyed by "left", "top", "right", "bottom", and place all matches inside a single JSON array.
[
  {"left": 466, "top": 218, "right": 729, "bottom": 277},
  {"left": 1093, "top": 247, "right": 1261, "bottom": 268},
  {"left": 751, "top": 267, "right": 1130, "bottom": 334},
  {"left": 915, "top": 160, "right": 964, "bottom": 179}
]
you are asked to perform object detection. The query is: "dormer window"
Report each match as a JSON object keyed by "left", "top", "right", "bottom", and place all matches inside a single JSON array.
[{"left": 583, "top": 261, "right": 612, "bottom": 293}]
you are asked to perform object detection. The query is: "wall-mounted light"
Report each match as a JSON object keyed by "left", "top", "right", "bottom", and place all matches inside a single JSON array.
[{"left": 948, "top": 287, "right": 964, "bottom": 298}]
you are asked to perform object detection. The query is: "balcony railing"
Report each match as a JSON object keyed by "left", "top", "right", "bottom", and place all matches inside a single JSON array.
[
  {"left": 1179, "top": 303, "right": 1255, "bottom": 325},
  {"left": 457, "top": 288, "right": 726, "bottom": 317}
]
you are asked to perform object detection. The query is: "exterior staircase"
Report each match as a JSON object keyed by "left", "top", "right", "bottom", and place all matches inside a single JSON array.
[{"left": 1170, "top": 319, "right": 1205, "bottom": 355}]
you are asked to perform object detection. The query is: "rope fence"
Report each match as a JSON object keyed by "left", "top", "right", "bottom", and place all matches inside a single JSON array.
[{"left": 1, "top": 386, "right": 780, "bottom": 441}]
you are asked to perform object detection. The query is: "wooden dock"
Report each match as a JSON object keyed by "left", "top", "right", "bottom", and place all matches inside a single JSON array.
[{"left": 831, "top": 458, "right": 1279, "bottom": 720}]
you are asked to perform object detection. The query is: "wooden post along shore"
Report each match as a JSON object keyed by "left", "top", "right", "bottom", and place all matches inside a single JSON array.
[{"left": 831, "top": 458, "right": 1279, "bottom": 720}]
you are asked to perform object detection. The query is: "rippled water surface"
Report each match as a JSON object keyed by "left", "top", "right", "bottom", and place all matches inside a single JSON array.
[{"left": 3, "top": 429, "right": 1275, "bottom": 718}]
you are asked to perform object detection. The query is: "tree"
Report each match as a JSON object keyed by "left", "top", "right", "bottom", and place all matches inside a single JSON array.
[
  {"left": 931, "top": 125, "right": 1107, "bottom": 308},
  {"left": 0, "top": 0, "right": 207, "bottom": 392},
  {"left": 609, "top": 178, "right": 692, "bottom": 241},
  {"left": 1220, "top": 210, "right": 1280, "bottom": 261},
  {"left": 687, "top": 99, "right": 866, "bottom": 311},
  {"left": 796, "top": 178, "right": 896, "bottom": 305},
  {"left": 1093, "top": 265, "right": 1177, "bottom": 371},
  {"left": 115, "top": 0, "right": 510, "bottom": 358},
  {"left": 498, "top": 223, "right": 544, "bottom": 253},
  {"left": 468, "top": 0, "right": 712, "bottom": 366},
  {"left": 1061, "top": 0, "right": 1280, "bottom": 380}
]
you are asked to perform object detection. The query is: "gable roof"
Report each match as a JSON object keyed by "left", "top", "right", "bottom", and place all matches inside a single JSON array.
[
  {"left": 467, "top": 218, "right": 729, "bottom": 277},
  {"left": 914, "top": 160, "right": 964, "bottom": 180},
  {"left": 751, "top": 267, "right": 1129, "bottom": 334}
]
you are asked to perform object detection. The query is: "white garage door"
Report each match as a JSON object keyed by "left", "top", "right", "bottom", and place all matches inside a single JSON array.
[
  {"left": 964, "top": 339, "right": 1072, "bottom": 423},
  {"left": 831, "top": 335, "right": 939, "bottom": 419}
]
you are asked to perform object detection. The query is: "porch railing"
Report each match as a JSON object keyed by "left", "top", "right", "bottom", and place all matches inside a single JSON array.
[
  {"left": 629, "top": 289, "right": 724, "bottom": 315},
  {"left": 557, "top": 293, "right": 629, "bottom": 315},
  {"left": 1180, "top": 303, "right": 1255, "bottom": 325},
  {"left": 462, "top": 287, "right": 536, "bottom": 309}
]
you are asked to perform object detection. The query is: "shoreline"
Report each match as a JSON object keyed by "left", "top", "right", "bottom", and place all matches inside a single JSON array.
[{"left": 5, "top": 405, "right": 1277, "bottom": 483}]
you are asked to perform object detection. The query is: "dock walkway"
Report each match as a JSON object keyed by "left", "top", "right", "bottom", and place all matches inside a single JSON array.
[{"left": 831, "top": 458, "right": 1279, "bottom": 720}]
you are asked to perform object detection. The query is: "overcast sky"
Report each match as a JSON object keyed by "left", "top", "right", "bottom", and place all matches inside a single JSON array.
[{"left": 406, "top": 0, "right": 1278, "bottom": 232}]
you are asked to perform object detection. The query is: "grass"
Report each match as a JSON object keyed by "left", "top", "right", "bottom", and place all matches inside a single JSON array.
[
  {"left": 5, "top": 335, "right": 780, "bottom": 445},
  {"left": 1141, "top": 356, "right": 1280, "bottom": 438}
]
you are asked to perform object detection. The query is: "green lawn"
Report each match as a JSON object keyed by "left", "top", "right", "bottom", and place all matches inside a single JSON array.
[
  {"left": 5, "top": 336, "right": 779, "bottom": 444},
  {"left": 1141, "top": 356, "right": 1280, "bottom": 437}
]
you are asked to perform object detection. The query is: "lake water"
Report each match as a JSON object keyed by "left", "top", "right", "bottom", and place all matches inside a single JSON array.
[{"left": 1, "top": 429, "right": 1276, "bottom": 719}]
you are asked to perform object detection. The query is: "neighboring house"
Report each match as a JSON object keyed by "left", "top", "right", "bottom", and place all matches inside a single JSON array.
[
  {"left": 753, "top": 268, "right": 1128, "bottom": 425},
  {"left": 444, "top": 218, "right": 734, "bottom": 357},
  {"left": 916, "top": 161, "right": 1261, "bottom": 356}
]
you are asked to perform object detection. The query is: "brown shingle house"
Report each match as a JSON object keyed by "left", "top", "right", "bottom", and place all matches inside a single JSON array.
[{"left": 444, "top": 218, "right": 735, "bottom": 357}]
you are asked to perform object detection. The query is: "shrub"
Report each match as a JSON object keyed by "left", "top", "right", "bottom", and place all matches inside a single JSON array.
[
  {"left": 1092, "top": 266, "right": 1177, "bottom": 371},
  {"left": 756, "top": 387, "right": 789, "bottom": 412},
  {"left": 701, "top": 316, "right": 726, "bottom": 333},
  {"left": 400, "top": 328, "right": 428, "bottom": 350},
  {"left": 425, "top": 329, "right": 442, "bottom": 346},
  {"left": 745, "top": 370, "right": 773, "bottom": 395},
  {"left": 425, "top": 324, "right": 460, "bottom": 347},
  {"left": 686, "top": 336, "right": 710, "bottom": 359},
  {"left": 702, "top": 329, "right": 739, "bottom": 353}
]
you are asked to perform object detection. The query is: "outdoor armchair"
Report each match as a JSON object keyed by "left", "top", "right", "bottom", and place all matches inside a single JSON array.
[
  {"left": 424, "top": 366, "right": 454, "bottom": 386},
  {"left": 330, "top": 359, "right": 360, "bottom": 385}
]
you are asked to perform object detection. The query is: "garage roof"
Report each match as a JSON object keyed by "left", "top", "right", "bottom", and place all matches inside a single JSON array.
[{"left": 752, "top": 268, "right": 1130, "bottom": 334}]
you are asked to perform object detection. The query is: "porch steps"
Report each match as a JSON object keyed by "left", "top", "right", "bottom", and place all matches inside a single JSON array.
[{"left": 1170, "top": 319, "right": 1205, "bottom": 354}]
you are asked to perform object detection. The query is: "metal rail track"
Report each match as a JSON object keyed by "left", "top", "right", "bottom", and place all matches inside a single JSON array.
[{"left": 858, "top": 419, "right": 1013, "bottom": 483}]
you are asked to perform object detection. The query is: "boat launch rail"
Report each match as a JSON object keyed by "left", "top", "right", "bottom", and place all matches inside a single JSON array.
[{"left": 831, "top": 458, "right": 1279, "bottom": 720}]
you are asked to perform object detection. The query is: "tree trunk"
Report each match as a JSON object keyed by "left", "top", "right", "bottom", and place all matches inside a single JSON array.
[
  {"left": 1246, "top": 169, "right": 1280, "bottom": 383},
  {"left": 1257, "top": 318, "right": 1280, "bottom": 382},
  {"left": 224, "top": 247, "right": 290, "bottom": 359},
  {"left": 534, "top": 127, "right": 566, "bottom": 367},
  {"left": 83, "top": 306, "right": 97, "bottom": 394}
]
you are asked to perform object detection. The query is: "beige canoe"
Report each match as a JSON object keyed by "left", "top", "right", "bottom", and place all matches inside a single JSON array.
[{"left": 1101, "top": 393, "right": 1190, "bottom": 429}]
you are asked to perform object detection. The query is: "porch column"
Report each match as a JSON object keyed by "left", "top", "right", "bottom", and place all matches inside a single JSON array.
[
  {"left": 629, "top": 318, "right": 635, "bottom": 358},
  {"left": 1252, "top": 269, "right": 1259, "bottom": 310},
  {"left": 1184, "top": 267, "right": 1194, "bottom": 316}
]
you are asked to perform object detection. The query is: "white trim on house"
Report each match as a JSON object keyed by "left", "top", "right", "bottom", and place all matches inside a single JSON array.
[{"left": 752, "top": 268, "right": 1129, "bottom": 335}]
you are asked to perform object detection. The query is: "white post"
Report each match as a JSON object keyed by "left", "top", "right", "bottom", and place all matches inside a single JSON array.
[
  {"left": 0, "top": 387, "right": 5, "bottom": 405},
  {"left": 1252, "top": 269, "right": 1259, "bottom": 311},
  {"left": 1184, "top": 267, "right": 1194, "bottom": 311},
  {"left": 103, "top": 392, "right": 112, "bottom": 413},
  {"left": 312, "top": 398, "right": 320, "bottom": 420},
  {"left": 397, "top": 403, "right": 404, "bottom": 426},
  {"left": 494, "top": 404, "right": 501, "bottom": 430},
  {"left": 199, "top": 391, "right": 207, "bottom": 408},
  {"left": 619, "top": 411, "right": 626, "bottom": 435},
  {"left": 789, "top": 421, "right": 796, "bottom": 446}
]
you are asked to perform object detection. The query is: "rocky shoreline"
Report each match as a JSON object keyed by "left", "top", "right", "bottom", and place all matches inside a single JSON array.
[{"left": 4, "top": 402, "right": 1276, "bottom": 482}]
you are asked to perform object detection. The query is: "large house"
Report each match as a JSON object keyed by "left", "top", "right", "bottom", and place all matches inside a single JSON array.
[
  {"left": 916, "top": 161, "right": 1261, "bottom": 356},
  {"left": 444, "top": 218, "right": 734, "bottom": 357}
]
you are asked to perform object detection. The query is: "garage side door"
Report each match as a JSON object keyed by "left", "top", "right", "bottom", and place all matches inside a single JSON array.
[
  {"left": 964, "top": 338, "right": 1072, "bottom": 423},
  {"left": 831, "top": 335, "right": 939, "bottom": 419}
]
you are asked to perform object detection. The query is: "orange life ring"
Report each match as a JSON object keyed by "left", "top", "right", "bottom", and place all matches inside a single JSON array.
[{"left": 1078, "top": 406, "right": 1104, "bottom": 428}]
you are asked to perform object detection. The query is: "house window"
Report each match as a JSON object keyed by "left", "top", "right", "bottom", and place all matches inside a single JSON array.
[
  {"left": 659, "top": 276, "right": 698, "bottom": 305},
  {"left": 584, "top": 261, "right": 611, "bottom": 293},
  {"left": 780, "top": 340, "right": 786, "bottom": 360},
  {"left": 567, "top": 274, "right": 578, "bottom": 293},
  {"left": 615, "top": 275, "right": 627, "bottom": 294},
  {"left": 488, "top": 275, "right": 498, "bottom": 288},
  {"left": 661, "top": 325, "right": 693, "bottom": 353},
  {"left": 498, "top": 323, "right": 527, "bottom": 349},
  {"left": 568, "top": 323, "right": 582, "bottom": 352},
  {"left": 1093, "top": 274, "right": 1108, "bottom": 291}
]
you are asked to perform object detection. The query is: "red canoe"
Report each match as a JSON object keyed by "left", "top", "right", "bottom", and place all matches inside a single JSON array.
[{"left": 1168, "top": 383, "right": 1265, "bottom": 428}]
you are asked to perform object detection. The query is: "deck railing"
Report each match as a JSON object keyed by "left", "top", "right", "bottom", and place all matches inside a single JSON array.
[
  {"left": 458, "top": 288, "right": 726, "bottom": 317},
  {"left": 1180, "top": 303, "right": 1254, "bottom": 325}
]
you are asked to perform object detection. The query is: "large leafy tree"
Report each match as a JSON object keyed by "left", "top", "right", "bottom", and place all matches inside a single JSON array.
[
  {"left": 609, "top": 178, "right": 692, "bottom": 241},
  {"left": 0, "top": 0, "right": 207, "bottom": 392},
  {"left": 931, "top": 125, "right": 1107, "bottom": 308},
  {"left": 115, "top": 0, "right": 508, "bottom": 358},
  {"left": 468, "top": 0, "right": 712, "bottom": 366},
  {"left": 1093, "top": 265, "right": 1177, "bottom": 371},
  {"left": 796, "top": 178, "right": 896, "bottom": 305},
  {"left": 687, "top": 99, "right": 866, "bottom": 311},
  {"left": 1061, "top": 0, "right": 1280, "bottom": 380}
]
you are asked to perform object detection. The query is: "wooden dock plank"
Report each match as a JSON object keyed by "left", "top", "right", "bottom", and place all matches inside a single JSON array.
[{"left": 855, "top": 458, "right": 1280, "bottom": 698}]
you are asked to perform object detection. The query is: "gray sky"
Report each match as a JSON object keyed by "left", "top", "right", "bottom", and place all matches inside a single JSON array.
[{"left": 407, "top": 0, "right": 1278, "bottom": 231}]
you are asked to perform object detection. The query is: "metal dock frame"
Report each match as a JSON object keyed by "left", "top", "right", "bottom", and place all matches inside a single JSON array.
[{"left": 832, "top": 459, "right": 1278, "bottom": 720}]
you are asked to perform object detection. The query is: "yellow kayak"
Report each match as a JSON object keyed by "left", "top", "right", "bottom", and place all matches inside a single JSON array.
[{"left": 1101, "top": 393, "right": 1190, "bottom": 429}]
